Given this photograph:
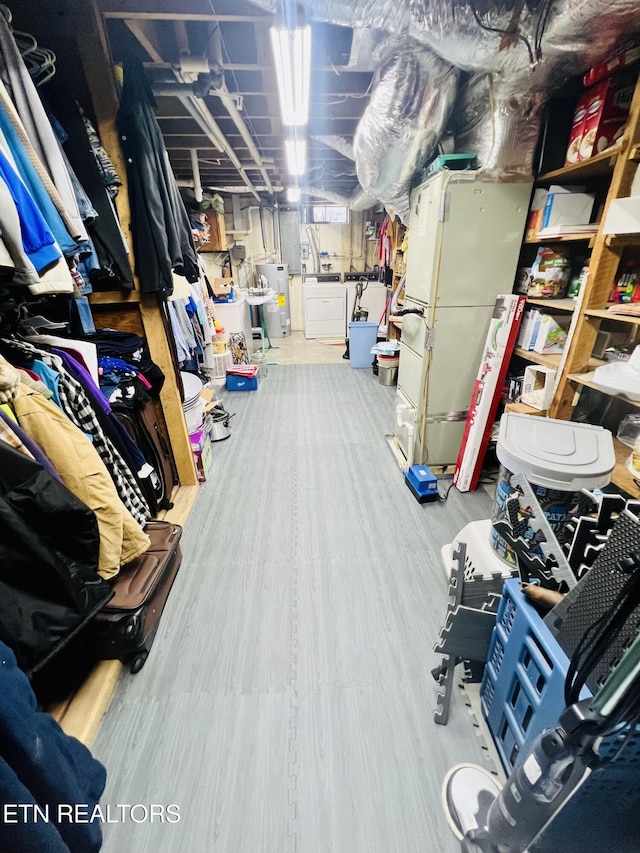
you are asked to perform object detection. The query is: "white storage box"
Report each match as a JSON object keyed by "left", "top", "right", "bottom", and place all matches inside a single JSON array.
[{"left": 521, "top": 365, "right": 556, "bottom": 410}]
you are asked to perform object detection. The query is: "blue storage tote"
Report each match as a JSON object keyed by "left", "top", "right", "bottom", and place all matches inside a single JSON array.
[
  {"left": 348, "top": 321, "right": 378, "bottom": 368},
  {"left": 480, "top": 578, "right": 589, "bottom": 771},
  {"left": 226, "top": 371, "right": 259, "bottom": 391}
]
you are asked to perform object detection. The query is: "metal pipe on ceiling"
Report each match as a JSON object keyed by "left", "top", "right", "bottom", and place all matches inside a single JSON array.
[
  {"left": 123, "top": 16, "right": 262, "bottom": 199},
  {"left": 190, "top": 148, "right": 203, "bottom": 202},
  {"left": 205, "top": 25, "right": 274, "bottom": 194},
  {"left": 175, "top": 94, "right": 260, "bottom": 200}
]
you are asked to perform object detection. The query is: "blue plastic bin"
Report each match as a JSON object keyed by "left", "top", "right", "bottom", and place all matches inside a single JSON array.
[
  {"left": 348, "top": 321, "right": 378, "bottom": 368},
  {"left": 226, "top": 372, "right": 259, "bottom": 391},
  {"left": 480, "top": 578, "right": 590, "bottom": 771}
]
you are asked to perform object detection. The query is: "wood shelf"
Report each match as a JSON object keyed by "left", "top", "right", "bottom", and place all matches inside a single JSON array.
[
  {"left": 537, "top": 143, "right": 621, "bottom": 184},
  {"left": 526, "top": 297, "right": 576, "bottom": 312},
  {"left": 513, "top": 347, "right": 562, "bottom": 369},
  {"left": 514, "top": 347, "right": 606, "bottom": 371},
  {"left": 612, "top": 437, "right": 640, "bottom": 498},
  {"left": 604, "top": 234, "right": 640, "bottom": 249},
  {"left": 504, "top": 401, "right": 548, "bottom": 416},
  {"left": 567, "top": 372, "right": 640, "bottom": 410},
  {"left": 525, "top": 233, "right": 596, "bottom": 244},
  {"left": 89, "top": 290, "right": 142, "bottom": 304},
  {"left": 585, "top": 308, "right": 640, "bottom": 325}
]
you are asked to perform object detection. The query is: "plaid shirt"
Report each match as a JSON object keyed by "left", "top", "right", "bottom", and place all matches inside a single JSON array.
[{"left": 54, "top": 366, "right": 150, "bottom": 526}]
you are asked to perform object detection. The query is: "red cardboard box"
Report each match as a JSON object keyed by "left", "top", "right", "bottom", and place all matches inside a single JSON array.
[
  {"left": 565, "top": 90, "right": 590, "bottom": 165},
  {"left": 576, "top": 72, "right": 635, "bottom": 162}
]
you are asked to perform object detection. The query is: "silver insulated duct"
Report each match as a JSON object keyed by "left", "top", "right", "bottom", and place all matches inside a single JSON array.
[
  {"left": 353, "top": 37, "right": 458, "bottom": 223},
  {"left": 252, "top": 0, "right": 640, "bottom": 216}
]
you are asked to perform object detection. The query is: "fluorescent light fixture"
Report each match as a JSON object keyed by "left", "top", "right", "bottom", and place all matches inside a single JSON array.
[
  {"left": 270, "top": 26, "right": 311, "bottom": 126},
  {"left": 286, "top": 186, "right": 301, "bottom": 203},
  {"left": 285, "top": 139, "right": 306, "bottom": 176}
]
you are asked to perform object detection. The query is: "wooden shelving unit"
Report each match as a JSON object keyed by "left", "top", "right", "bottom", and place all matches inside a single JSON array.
[{"left": 539, "top": 71, "right": 640, "bottom": 498}]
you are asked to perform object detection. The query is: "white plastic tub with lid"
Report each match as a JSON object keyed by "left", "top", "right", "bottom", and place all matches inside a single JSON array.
[
  {"left": 491, "top": 414, "right": 615, "bottom": 564},
  {"left": 497, "top": 413, "right": 615, "bottom": 491}
]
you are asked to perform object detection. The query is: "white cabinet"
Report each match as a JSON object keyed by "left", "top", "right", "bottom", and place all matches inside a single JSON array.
[{"left": 303, "top": 284, "right": 347, "bottom": 338}]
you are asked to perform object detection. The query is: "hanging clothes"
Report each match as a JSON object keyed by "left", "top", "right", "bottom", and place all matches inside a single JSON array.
[
  {"left": 0, "top": 440, "right": 113, "bottom": 674},
  {"left": 52, "top": 347, "right": 151, "bottom": 499},
  {"left": 0, "top": 148, "right": 74, "bottom": 295},
  {"left": 48, "top": 353, "right": 151, "bottom": 526},
  {"left": 0, "top": 640, "right": 106, "bottom": 852},
  {"left": 0, "top": 86, "right": 78, "bottom": 257},
  {"left": 46, "top": 84, "right": 134, "bottom": 289},
  {"left": 0, "top": 10, "right": 88, "bottom": 244},
  {"left": 0, "top": 405, "right": 59, "bottom": 479},
  {"left": 116, "top": 58, "right": 199, "bottom": 296},
  {"left": 12, "top": 382, "right": 150, "bottom": 579}
]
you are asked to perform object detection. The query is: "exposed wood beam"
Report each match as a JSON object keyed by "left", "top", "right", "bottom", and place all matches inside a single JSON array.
[{"left": 124, "top": 19, "right": 164, "bottom": 63}]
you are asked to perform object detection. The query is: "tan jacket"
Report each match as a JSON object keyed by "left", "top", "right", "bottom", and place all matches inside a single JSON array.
[{"left": 13, "top": 383, "right": 150, "bottom": 578}]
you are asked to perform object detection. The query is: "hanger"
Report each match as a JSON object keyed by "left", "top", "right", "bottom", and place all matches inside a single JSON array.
[{"left": 2, "top": 6, "right": 57, "bottom": 88}]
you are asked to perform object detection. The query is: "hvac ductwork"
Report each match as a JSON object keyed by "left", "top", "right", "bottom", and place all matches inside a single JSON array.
[
  {"left": 303, "top": 185, "right": 376, "bottom": 211},
  {"left": 254, "top": 0, "right": 640, "bottom": 220},
  {"left": 353, "top": 38, "right": 459, "bottom": 223}
]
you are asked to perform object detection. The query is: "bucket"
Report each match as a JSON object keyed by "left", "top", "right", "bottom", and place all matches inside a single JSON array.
[
  {"left": 348, "top": 321, "right": 378, "bottom": 368},
  {"left": 490, "top": 414, "right": 615, "bottom": 565},
  {"left": 378, "top": 365, "right": 398, "bottom": 386}
]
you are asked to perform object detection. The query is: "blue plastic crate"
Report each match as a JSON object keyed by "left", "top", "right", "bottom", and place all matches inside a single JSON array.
[
  {"left": 480, "top": 578, "right": 590, "bottom": 771},
  {"left": 226, "top": 371, "right": 259, "bottom": 391}
]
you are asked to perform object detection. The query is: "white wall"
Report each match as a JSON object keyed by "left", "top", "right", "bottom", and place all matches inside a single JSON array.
[{"left": 222, "top": 205, "right": 375, "bottom": 331}]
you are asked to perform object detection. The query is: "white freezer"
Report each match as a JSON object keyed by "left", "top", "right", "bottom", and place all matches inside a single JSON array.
[
  {"left": 396, "top": 301, "right": 496, "bottom": 466},
  {"left": 405, "top": 172, "right": 531, "bottom": 307}
]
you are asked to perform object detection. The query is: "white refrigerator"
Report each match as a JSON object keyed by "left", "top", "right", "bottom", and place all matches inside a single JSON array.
[{"left": 394, "top": 171, "right": 531, "bottom": 467}]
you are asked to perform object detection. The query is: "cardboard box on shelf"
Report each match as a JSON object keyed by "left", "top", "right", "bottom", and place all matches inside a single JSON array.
[
  {"left": 565, "top": 71, "right": 636, "bottom": 164},
  {"left": 525, "top": 188, "right": 549, "bottom": 239},
  {"left": 565, "top": 90, "right": 590, "bottom": 164},
  {"left": 541, "top": 188, "right": 595, "bottom": 229},
  {"left": 213, "top": 279, "right": 234, "bottom": 301},
  {"left": 531, "top": 314, "right": 570, "bottom": 354}
]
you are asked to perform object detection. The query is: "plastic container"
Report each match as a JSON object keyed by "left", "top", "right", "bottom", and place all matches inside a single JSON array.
[
  {"left": 348, "top": 321, "right": 379, "bottom": 368},
  {"left": 253, "top": 351, "right": 269, "bottom": 379},
  {"left": 480, "top": 579, "right": 591, "bottom": 772},
  {"left": 490, "top": 414, "right": 615, "bottom": 563}
]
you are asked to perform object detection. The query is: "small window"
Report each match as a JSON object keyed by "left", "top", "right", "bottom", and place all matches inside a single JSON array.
[{"left": 310, "top": 205, "right": 349, "bottom": 224}]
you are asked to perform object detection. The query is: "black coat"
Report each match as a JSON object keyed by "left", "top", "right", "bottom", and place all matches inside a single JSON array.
[
  {"left": 0, "top": 442, "right": 113, "bottom": 674},
  {"left": 117, "top": 58, "right": 199, "bottom": 296}
]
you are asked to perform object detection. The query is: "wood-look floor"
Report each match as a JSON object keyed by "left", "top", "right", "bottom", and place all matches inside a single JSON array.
[{"left": 92, "top": 363, "right": 496, "bottom": 853}]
